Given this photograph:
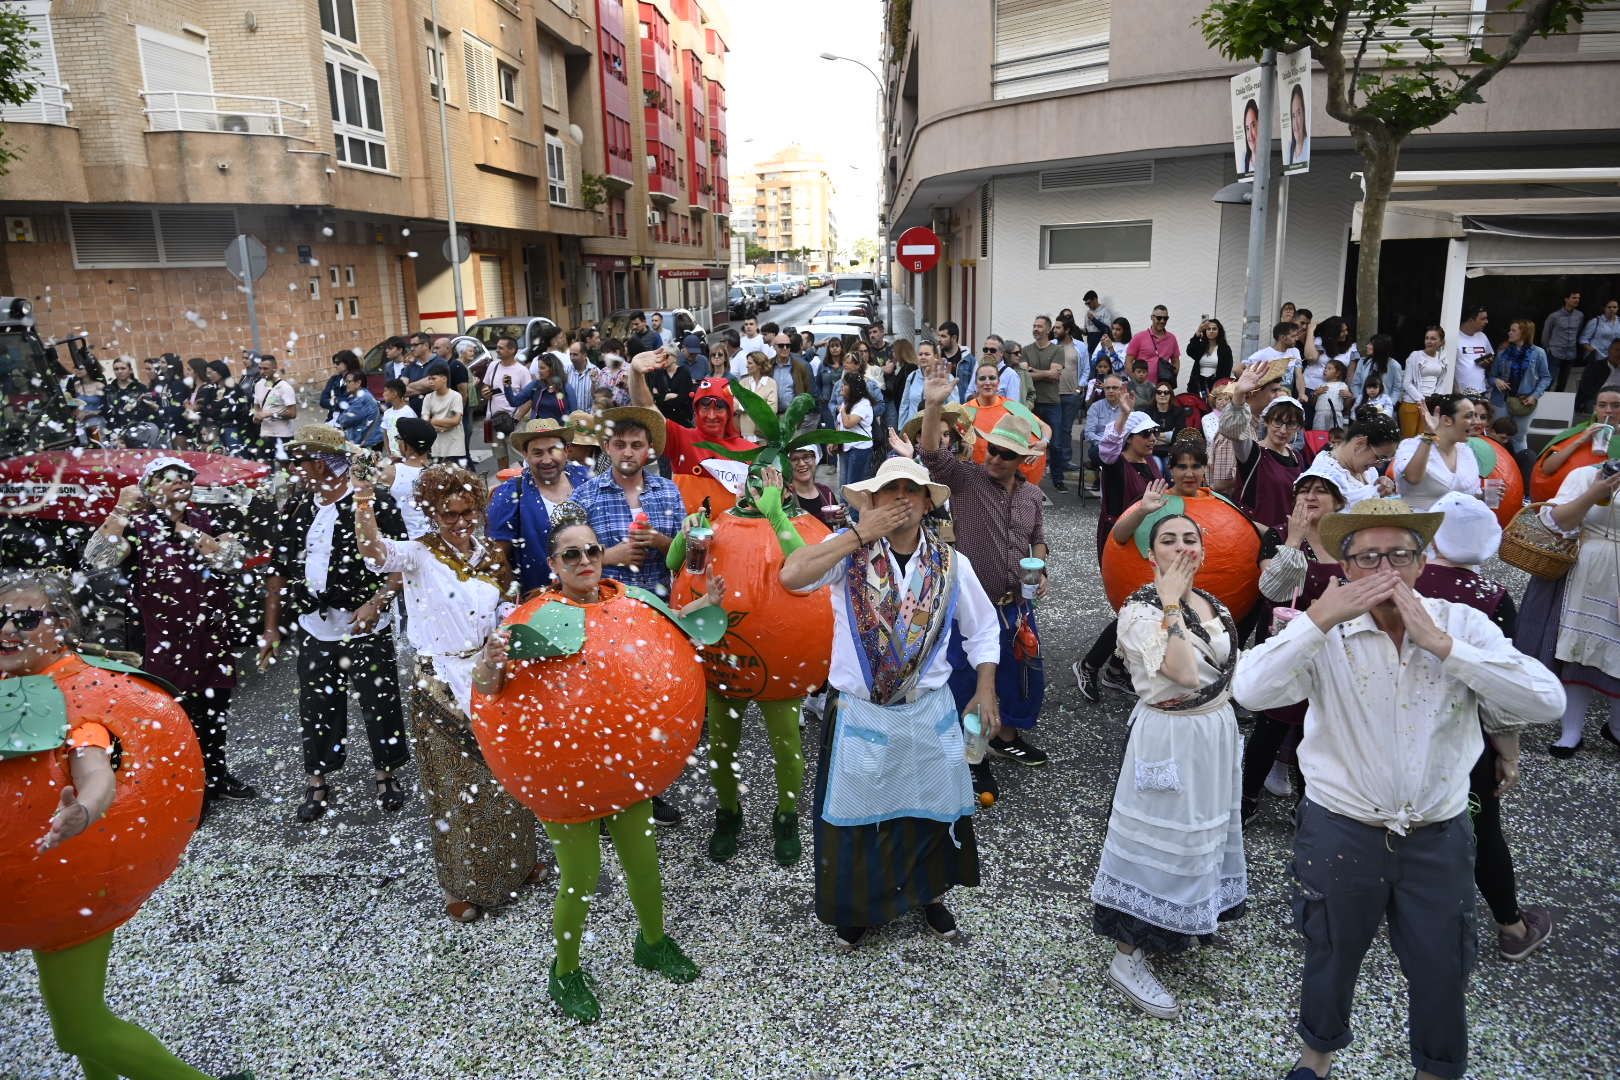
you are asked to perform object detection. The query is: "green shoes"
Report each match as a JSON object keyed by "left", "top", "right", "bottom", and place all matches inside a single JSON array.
[
  {"left": 772, "top": 808, "right": 801, "bottom": 867},
  {"left": 548, "top": 958, "right": 602, "bottom": 1024},
  {"left": 707, "top": 805, "right": 743, "bottom": 863},
  {"left": 219, "top": 1073, "right": 256, "bottom": 1080},
  {"left": 633, "top": 931, "right": 700, "bottom": 984}
]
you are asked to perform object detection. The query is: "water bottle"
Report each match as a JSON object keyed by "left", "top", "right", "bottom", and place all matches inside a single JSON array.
[{"left": 962, "top": 710, "right": 987, "bottom": 765}]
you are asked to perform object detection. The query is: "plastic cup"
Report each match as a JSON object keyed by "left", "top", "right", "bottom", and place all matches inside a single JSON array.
[
  {"left": 1019, "top": 556, "right": 1046, "bottom": 600},
  {"left": 1482, "top": 478, "right": 1504, "bottom": 509},
  {"left": 684, "top": 527, "right": 713, "bottom": 575},
  {"left": 1594, "top": 424, "right": 1614, "bottom": 455}
]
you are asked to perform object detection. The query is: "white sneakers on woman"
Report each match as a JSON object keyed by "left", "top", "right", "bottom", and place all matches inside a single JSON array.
[{"left": 1107, "top": 946, "right": 1180, "bottom": 1019}]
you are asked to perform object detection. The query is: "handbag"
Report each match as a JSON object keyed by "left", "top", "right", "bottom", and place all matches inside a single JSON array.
[{"left": 1507, "top": 395, "right": 1536, "bottom": 417}]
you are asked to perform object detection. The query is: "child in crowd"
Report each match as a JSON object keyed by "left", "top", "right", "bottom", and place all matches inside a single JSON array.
[
  {"left": 1356, "top": 375, "right": 1394, "bottom": 417},
  {"left": 381, "top": 378, "right": 414, "bottom": 458},
  {"left": 1311, "top": 359, "right": 1353, "bottom": 430}
]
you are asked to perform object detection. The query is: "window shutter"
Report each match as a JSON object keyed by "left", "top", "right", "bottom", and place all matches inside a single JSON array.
[
  {"left": 2, "top": 2, "right": 65, "bottom": 125},
  {"left": 68, "top": 208, "right": 160, "bottom": 267},
  {"left": 463, "top": 33, "right": 497, "bottom": 116},
  {"left": 138, "top": 28, "right": 214, "bottom": 131},
  {"left": 156, "top": 208, "right": 238, "bottom": 264},
  {"left": 479, "top": 257, "right": 507, "bottom": 318},
  {"left": 1578, "top": 9, "right": 1620, "bottom": 55},
  {"left": 993, "top": 0, "right": 1110, "bottom": 100},
  {"left": 1345, "top": 1, "right": 1485, "bottom": 63}
]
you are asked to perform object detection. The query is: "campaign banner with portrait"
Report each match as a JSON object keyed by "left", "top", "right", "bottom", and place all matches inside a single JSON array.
[
  {"left": 1278, "top": 50, "right": 1311, "bottom": 175},
  {"left": 1230, "top": 66, "right": 1263, "bottom": 181}
]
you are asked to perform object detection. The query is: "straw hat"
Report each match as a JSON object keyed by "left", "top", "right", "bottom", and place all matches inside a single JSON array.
[
  {"left": 565, "top": 410, "right": 603, "bottom": 447},
  {"left": 1255, "top": 357, "right": 1293, "bottom": 385},
  {"left": 1316, "top": 497, "right": 1444, "bottom": 562},
  {"left": 285, "top": 424, "right": 347, "bottom": 458},
  {"left": 508, "top": 417, "right": 574, "bottom": 454},
  {"left": 981, "top": 412, "right": 1043, "bottom": 457},
  {"left": 598, "top": 405, "right": 667, "bottom": 454},
  {"left": 901, "top": 402, "right": 973, "bottom": 443},
  {"left": 841, "top": 456, "right": 950, "bottom": 512}
]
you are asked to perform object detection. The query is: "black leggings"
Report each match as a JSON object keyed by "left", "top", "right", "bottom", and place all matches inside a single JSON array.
[
  {"left": 1241, "top": 716, "right": 1304, "bottom": 810},
  {"left": 1469, "top": 741, "right": 1520, "bottom": 927},
  {"left": 1081, "top": 618, "right": 1118, "bottom": 672},
  {"left": 179, "top": 687, "right": 233, "bottom": 788}
]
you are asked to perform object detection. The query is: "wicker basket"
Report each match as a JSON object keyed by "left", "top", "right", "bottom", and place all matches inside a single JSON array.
[{"left": 1499, "top": 502, "right": 1578, "bottom": 580}]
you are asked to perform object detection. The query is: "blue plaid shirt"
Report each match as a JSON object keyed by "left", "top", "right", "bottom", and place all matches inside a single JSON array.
[{"left": 570, "top": 468, "right": 684, "bottom": 596}]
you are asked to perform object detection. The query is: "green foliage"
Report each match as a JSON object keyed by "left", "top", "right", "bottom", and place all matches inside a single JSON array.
[
  {"left": 0, "top": 7, "right": 41, "bottom": 174},
  {"left": 580, "top": 173, "right": 607, "bottom": 212},
  {"left": 744, "top": 241, "right": 772, "bottom": 263},
  {"left": 888, "top": 0, "right": 913, "bottom": 64}
]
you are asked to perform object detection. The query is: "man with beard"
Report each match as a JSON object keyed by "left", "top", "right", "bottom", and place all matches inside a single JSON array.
[
  {"left": 487, "top": 418, "right": 593, "bottom": 595},
  {"left": 628, "top": 350, "right": 758, "bottom": 514}
]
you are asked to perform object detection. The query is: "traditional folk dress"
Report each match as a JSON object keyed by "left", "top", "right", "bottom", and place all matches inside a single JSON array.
[
  {"left": 370, "top": 535, "right": 539, "bottom": 909},
  {"left": 1541, "top": 465, "right": 1620, "bottom": 700},
  {"left": 1092, "top": 587, "right": 1248, "bottom": 952},
  {"left": 799, "top": 529, "right": 1000, "bottom": 928}
]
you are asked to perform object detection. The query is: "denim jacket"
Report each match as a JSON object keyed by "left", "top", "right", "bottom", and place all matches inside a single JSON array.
[{"left": 1488, "top": 345, "right": 1551, "bottom": 410}]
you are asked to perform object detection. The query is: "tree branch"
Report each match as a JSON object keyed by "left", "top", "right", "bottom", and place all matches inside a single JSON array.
[{"left": 1453, "top": 0, "right": 1560, "bottom": 101}]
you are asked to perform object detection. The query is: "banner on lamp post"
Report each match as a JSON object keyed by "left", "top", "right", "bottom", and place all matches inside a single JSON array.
[
  {"left": 1277, "top": 50, "right": 1311, "bottom": 175},
  {"left": 1230, "top": 65, "right": 1264, "bottom": 181}
]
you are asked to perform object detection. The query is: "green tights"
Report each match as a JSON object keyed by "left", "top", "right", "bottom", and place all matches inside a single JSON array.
[
  {"left": 705, "top": 690, "right": 804, "bottom": 815},
  {"left": 32, "top": 930, "right": 212, "bottom": 1080},
  {"left": 544, "top": 800, "right": 665, "bottom": 976}
]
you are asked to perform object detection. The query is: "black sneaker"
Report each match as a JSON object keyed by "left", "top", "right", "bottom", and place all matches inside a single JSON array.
[
  {"left": 1051, "top": 481, "right": 1068, "bottom": 493},
  {"left": 970, "top": 759, "right": 998, "bottom": 803},
  {"left": 1098, "top": 661, "right": 1134, "bottom": 696},
  {"left": 923, "top": 901, "right": 962, "bottom": 942},
  {"left": 207, "top": 774, "right": 259, "bottom": 801},
  {"left": 989, "top": 734, "right": 1048, "bottom": 767},
  {"left": 1073, "top": 660, "right": 1100, "bottom": 703},
  {"left": 834, "top": 925, "right": 867, "bottom": 954},
  {"left": 651, "top": 795, "right": 682, "bottom": 827}
]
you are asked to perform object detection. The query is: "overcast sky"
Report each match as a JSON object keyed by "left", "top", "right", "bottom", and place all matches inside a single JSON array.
[{"left": 724, "top": 0, "right": 883, "bottom": 250}]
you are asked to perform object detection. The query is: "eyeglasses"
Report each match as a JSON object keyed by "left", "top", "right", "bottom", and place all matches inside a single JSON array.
[
  {"left": 774, "top": 342, "right": 790, "bottom": 349},
  {"left": 1344, "top": 548, "right": 1421, "bottom": 570},
  {"left": 985, "top": 445, "right": 1024, "bottom": 461},
  {"left": 556, "top": 544, "right": 604, "bottom": 565},
  {"left": 437, "top": 508, "right": 480, "bottom": 523},
  {"left": 1152, "top": 315, "right": 1169, "bottom": 322},
  {"left": 982, "top": 346, "right": 999, "bottom": 354},
  {"left": 0, "top": 608, "right": 49, "bottom": 632},
  {"left": 1268, "top": 418, "right": 1303, "bottom": 429}
]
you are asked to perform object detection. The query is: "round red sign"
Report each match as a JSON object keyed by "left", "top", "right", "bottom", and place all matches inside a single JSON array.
[{"left": 896, "top": 226, "right": 942, "bottom": 274}]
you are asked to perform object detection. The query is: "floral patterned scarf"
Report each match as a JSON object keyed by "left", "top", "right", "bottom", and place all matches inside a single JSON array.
[{"left": 846, "top": 531, "right": 955, "bottom": 705}]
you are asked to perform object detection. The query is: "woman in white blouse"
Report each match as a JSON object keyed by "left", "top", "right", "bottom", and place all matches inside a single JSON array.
[
  {"left": 354, "top": 463, "right": 544, "bottom": 923},
  {"left": 1394, "top": 394, "right": 1479, "bottom": 511},
  {"left": 1090, "top": 511, "right": 1246, "bottom": 1021},
  {"left": 1400, "top": 325, "right": 1454, "bottom": 437}
]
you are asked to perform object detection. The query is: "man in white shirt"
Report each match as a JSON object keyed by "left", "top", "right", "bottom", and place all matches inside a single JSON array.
[
  {"left": 1452, "top": 304, "right": 1493, "bottom": 397},
  {"left": 1232, "top": 500, "right": 1563, "bottom": 1080},
  {"left": 252, "top": 354, "right": 298, "bottom": 461},
  {"left": 482, "top": 334, "right": 533, "bottom": 468},
  {"left": 1243, "top": 321, "right": 1302, "bottom": 378},
  {"left": 651, "top": 311, "right": 673, "bottom": 347},
  {"left": 737, "top": 318, "right": 767, "bottom": 361},
  {"left": 422, "top": 362, "right": 466, "bottom": 463}
]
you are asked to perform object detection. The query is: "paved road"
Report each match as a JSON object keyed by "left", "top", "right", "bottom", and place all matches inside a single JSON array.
[{"left": 3, "top": 472, "right": 1616, "bottom": 1078}]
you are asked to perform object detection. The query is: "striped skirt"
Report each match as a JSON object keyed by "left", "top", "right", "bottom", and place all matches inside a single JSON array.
[{"left": 812, "top": 691, "right": 979, "bottom": 928}]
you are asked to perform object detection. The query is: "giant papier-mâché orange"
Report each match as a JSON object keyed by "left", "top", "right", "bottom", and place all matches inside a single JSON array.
[
  {"left": 1100, "top": 490, "right": 1263, "bottom": 618},
  {"left": 1530, "top": 423, "right": 1617, "bottom": 502},
  {"left": 1, "top": 655, "right": 203, "bottom": 954},
  {"left": 470, "top": 580, "right": 713, "bottom": 825},
  {"left": 671, "top": 509, "right": 833, "bottom": 701},
  {"left": 1468, "top": 437, "right": 1524, "bottom": 528}
]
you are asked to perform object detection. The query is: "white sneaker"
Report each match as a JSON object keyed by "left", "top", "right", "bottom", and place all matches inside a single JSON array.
[
  {"left": 1106, "top": 947, "right": 1180, "bottom": 1019},
  {"left": 1264, "top": 761, "right": 1292, "bottom": 798}
]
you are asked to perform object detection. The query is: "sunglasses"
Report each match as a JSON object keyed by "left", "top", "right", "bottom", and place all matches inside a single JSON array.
[
  {"left": 985, "top": 445, "right": 1024, "bottom": 461},
  {"left": 0, "top": 608, "right": 49, "bottom": 632},
  {"left": 982, "top": 346, "right": 999, "bottom": 354},
  {"left": 556, "top": 544, "right": 604, "bottom": 565},
  {"left": 774, "top": 343, "right": 790, "bottom": 349},
  {"left": 1152, "top": 315, "right": 1169, "bottom": 321}
]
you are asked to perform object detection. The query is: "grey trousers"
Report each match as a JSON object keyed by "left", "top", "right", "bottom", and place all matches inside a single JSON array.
[{"left": 1291, "top": 798, "right": 1478, "bottom": 1079}]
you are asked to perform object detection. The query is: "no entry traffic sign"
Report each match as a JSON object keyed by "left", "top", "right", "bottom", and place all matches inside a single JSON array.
[{"left": 896, "top": 226, "right": 942, "bottom": 274}]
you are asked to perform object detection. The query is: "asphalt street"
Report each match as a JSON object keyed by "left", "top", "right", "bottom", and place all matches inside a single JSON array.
[{"left": 3, "top": 421, "right": 1618, "bottom": 1079}]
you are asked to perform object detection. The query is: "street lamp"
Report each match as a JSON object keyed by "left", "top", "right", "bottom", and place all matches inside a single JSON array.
[{"left": 818, "top": 50, "right": 893, "bottom": 335}]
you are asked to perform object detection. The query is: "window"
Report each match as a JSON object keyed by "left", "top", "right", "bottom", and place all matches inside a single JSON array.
[
  {"left": 347, "top": 297, "right": 360, "bottom": 317},
  {"left": 308, "top": 278, "right": 321, "bottom": 299},
  {"left": 498, "top": 62, "right": 521, "bottom": 108},
  {"left": 67, "top": 206, "right": 237, "bottom": 269},
  {"left": 344, "top": 265, "right": 356, "bottom": 286},
  {"left": 137, "top": 27, "right": 214, "bottom": 131},
  {"left": 3, "top": 2, "right": 67, "bottom": 125},
  {"left": 608, "top": 195, "right": 627, "bottom": 237},
  {"left": 462, "top": 33, "right": 498, "bottom": 117},
  {"left": 319, "top": 0, "right": 358, "bottom": 44},
  {"left": 425, "top": 33, "right": 451, "bottom": 104},
  {"left": 329, "top": 265, "right": 340, "bottom": 286},
  {"left": 539, "top": 44, "right": 558, "bottom": 109},
  {"left": 992, "top": 0, "right": 1110, "bottom": 100},
  {"left": 334, "top": 298, "right": 345, "bottom": 322},
  {"left": 1041, "top": 220, "right": 1152, "bottom": 268},
  {"left": 545, "top": 133, "right": 568, "bottom": 205},
  {"left": 325, "top": 52, "right": 387, "bottom": 171}
]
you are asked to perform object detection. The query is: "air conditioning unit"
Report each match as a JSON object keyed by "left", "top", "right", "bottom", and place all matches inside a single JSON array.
[{"left": 647, "top": 210, "right": 663, "bottom": 226}]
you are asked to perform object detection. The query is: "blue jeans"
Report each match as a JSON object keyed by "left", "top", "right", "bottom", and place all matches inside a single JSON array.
[
  {"left": 839, "top": 446, "right": 872, "bottom": 491},
  {"left": 1034, "top": 402, "right": 1065, "bottom": 482}
]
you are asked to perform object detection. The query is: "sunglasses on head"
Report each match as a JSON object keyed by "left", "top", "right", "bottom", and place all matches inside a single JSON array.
[
  {"left": 556, "top": 543, "right": 604, "bottom": 565},
  {"left": 0, "top": 608, "right": 49, "bottom": 631}
]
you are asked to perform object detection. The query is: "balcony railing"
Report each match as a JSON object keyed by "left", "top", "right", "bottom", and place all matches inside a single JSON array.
[
  {"left": 139, "top": 91, "right": 312, "bottom": 137},
  {"left": 1, "top": 80, "right": 71, "bottom": 126}
]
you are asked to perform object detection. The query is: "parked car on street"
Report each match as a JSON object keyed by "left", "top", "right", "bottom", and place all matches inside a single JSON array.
[{"left": 728, "top": 286, "right": 755, "bottom": 320}]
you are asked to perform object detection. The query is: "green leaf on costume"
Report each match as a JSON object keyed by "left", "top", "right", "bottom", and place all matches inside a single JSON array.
[
  {"left": 0, "top": 675, "right": 69, "bottom": 758},
  {"left": 1467, "top": 436, "right": 1498, "bottom": 478},
  {"left": 507, "top": 603, "right": 587, "bottom": 660},
  {"left": 782, "top": 391, "right": 817, "bottom": 435},
  {"left": 731, "top": 379, "right": 781, "bottom": 445},
  {"left": 623, "top": 586, "right": 729, "bottom": 645},
  {"left": 1133, "top": 495, "right": 1187, "bottom": 558},
  {"left": 785, "top": 429, "right": 867, "bottom": 452},
  {"left": 695, "top": 441, "right": 762, "bottom": 463}
]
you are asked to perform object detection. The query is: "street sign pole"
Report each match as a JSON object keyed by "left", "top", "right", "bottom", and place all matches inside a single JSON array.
[
  {"left": 896, "top": 226, "right": 942, "bottom": 340},
  {"left": 238, "top": 235, "right": 261, "bottom": 355}
]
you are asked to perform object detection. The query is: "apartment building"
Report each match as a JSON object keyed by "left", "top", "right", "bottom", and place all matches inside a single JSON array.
[
  {"left": 0, "top": 0, "right": 732, "bottom": 382},
  {"left": 883, "top": 1, "right": 1620, "bottom": 363},
  {"left": 735, "top": 144, "right": 838, "bottom": 272}
]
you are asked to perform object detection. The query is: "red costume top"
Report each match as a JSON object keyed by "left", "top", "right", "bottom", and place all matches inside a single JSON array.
[{"left": 666, "top": 378, "right": 758, "bottom": 514}]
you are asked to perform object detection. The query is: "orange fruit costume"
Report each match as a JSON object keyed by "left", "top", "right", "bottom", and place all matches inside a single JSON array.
[
  {"left": 2, "top": 654, "right": 202, "bottom": 954},
  {"left": 1530, "top": 422, "right": 1615, "bottom": 503},
  {"left": 1468, "top": 437, "right": 1524, "bottom": 529},
  {"left": 965, "top": 396, "right": 1052, "bottom": 484},
  {"left": 1101, "top": 489, "right": 1263, "bottom": 620},
  {"left": 663, "top": 378, "right": 758, "bottom": 515}
]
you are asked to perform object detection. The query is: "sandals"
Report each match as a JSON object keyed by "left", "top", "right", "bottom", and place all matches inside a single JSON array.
[
  {"left": 375, "top": 773, "right": 407, "bottom": 812},
  {"left": 295, "top": 783, "right": 330, "bottom": 823},
  {"left": 444, "top": 899, "right": 483, "bottom": 923}
]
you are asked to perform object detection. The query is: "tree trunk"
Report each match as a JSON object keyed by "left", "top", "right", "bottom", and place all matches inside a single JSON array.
[{"left": 1352, "top": 126, "right": 1399, "bottom": 346}]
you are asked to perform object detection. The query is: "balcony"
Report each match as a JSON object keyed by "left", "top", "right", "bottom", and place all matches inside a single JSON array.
[
  {"left": 139, "top": 91, "right": 313, "bottom": 137},
  {"left": 1, "top": 80, "right": 71, "bottom": 126}
]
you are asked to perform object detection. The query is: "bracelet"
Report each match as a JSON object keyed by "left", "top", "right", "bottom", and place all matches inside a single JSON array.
[
  {"left": 1419, "top": 433, "right": 1437, "bottom": 444},
  {"left": 849, "top": 523, "right": 866, "bottom": 545}
]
